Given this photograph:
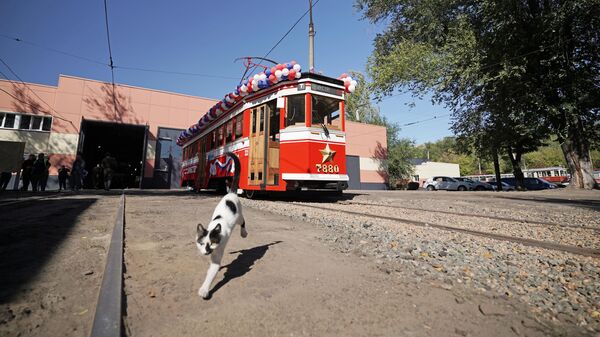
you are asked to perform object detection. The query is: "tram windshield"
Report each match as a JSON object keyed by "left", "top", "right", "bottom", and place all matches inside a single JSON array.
[{"left": 311, "top": 94, "right": 340, "bottom": 130}]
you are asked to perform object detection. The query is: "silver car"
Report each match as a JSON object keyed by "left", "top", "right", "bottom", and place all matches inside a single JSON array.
[
  {"left": 423, "top": 176, "right": 469, "bottom": 191},
  {"left": 454, "top": 177, "right": 493, "bottom": 191}
]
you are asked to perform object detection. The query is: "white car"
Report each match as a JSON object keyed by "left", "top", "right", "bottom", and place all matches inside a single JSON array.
[{"left": 423, "top": 176, "right": 469, "bottom": 191}]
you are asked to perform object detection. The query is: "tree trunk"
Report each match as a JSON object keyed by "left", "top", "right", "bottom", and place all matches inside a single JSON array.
[
  {"left": 492, "top": 147, "right": 502, "bottom": 192},
  {"left": 560, "top": 137, "right": 597, "bottom": 189},
  {"left": 507, "top": 146, "right": 525, "bottom": 190}
]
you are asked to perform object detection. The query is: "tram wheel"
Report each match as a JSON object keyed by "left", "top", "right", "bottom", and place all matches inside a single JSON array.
[{"left": 244, "top": 189, "right": 256, "bottom": 199}]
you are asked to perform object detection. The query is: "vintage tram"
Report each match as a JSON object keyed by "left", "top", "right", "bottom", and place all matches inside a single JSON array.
[{"left": 178, "top": 61, "right": 356, "bottom": 197}]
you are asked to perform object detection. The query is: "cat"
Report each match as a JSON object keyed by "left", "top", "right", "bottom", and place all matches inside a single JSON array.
[{"left": 195, "top": 152, "right": 247, "bottom": 299}]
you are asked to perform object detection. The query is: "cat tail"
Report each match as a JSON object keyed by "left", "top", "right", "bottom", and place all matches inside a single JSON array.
[{"left": 225, "top": 152, "right": 241, "bottom": 192}]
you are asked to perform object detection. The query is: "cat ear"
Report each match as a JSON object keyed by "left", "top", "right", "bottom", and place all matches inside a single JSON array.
[
  {"left": 197, "top": 223, "right": 205, "bottom": 234},
  {"left": 214, "top": 224, "right": 221, "bottom": 233}
]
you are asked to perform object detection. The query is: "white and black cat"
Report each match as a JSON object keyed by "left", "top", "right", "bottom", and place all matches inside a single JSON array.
[{"left": 195, "top": 152, "right": 247, "bottom": 299}]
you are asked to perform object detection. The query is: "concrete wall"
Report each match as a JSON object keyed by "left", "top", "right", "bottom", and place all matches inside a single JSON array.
[
  {"left": 345, "top": 121, "right": 387, "bottom": 189},
  {"left": 0, "top": 76, "right": 217, "bottom": 185}
]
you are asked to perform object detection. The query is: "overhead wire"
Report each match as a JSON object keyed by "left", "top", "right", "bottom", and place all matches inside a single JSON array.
[
  {"left": 247, "top": 0, "right": 321, "bottom": 77},
  {"left": 102, "top": 0, "right": 119, "bottom": 117},
  {"left": 0, "top": 57, "right": 73, "bottom": 124}
]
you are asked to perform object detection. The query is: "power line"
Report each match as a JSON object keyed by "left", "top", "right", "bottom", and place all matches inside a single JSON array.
[
  {"left": 401, "top": 114, "right": 451, "bottom": 127},
  {"left": 248, "top": 0, "right": 321, "bottom": 76},
  {"left": 0, "top": 57, "right": 73, "bottom": 123},
  {"left": 1, "top": 33, "right": 240, "bottom": 80},
  {"left": 102, "top": 0, "right": 118, "bottom": 117}
]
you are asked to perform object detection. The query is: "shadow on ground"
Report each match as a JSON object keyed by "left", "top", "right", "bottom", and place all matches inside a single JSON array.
[
  {"left": 0, "top": 198, "right": 98, "bottom": 303},
  {"left": 207, "top": 241, "right": 283, "bottom": 299}
]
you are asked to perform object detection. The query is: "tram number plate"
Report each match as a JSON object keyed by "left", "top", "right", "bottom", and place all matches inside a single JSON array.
[{"left": 315, "top": 164, "right": 340, "bottom": 173}]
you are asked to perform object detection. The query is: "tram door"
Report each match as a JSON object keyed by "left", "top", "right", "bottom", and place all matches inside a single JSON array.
[
  {"left": 248, "top": 101, "right": 280, "bottom": 188},
  {"left": 195, "top": 138, "right": 207, "bottom": 188}
]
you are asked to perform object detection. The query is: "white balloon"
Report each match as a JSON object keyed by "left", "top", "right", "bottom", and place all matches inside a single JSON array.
[
  {"left": 253, "top": 74, "right": 259, "bottom": 80},
  {"left": 282, "top": 68, "right": 289, "bottom": 76},
  {"left": 351, "top": 80, "right": 357, "bottom": 87},
  {"left": 295, "top": 71, "right": 301, "bottom": 79},
  {"left": 240, "top": 85, "right": 248, "bottom": 92},
  {"left": 293, "top": 64, "right": 301, "bottom": 72},
  {"left": 260, "top": 73, "right": 267, "bottom": 81},
  {"left": 348, "top": 84, "right": 356, "bottom": 93},
  {"left": 275, "top": 70, "right": 282, "bottom": 78}
]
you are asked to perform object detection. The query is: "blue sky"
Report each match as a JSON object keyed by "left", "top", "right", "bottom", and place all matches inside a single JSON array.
[{"left": 0, "top": 0, "right": 452, "bottom": 144}]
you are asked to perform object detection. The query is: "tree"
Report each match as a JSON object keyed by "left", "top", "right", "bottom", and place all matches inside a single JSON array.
[{"left": 356, "top": 0, "right": 600, "bottom": 189}]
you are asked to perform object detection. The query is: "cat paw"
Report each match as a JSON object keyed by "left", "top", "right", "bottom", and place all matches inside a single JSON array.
[
  {"left": 198, "top": 288, "right": 210, "bottom": 299},
  {"left": 240, "top": 228, "right": 248, "bottom": 238}
]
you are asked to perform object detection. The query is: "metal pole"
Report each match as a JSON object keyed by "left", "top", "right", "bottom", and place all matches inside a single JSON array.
[{"left": 308, "top": 0, "right": 315, "bottom": 72}]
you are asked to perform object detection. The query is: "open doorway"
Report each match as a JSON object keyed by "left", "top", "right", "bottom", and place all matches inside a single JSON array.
[{"left": 78, "top": 119, "right": 147, "bottom": 189}]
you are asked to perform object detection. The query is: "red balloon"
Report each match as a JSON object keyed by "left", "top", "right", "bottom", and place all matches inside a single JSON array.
[
  {"left": 269, "top": 74, "right": 276, "bottom": 83},
  {"left": 341, "top": 73, "right": 348, "bottom": 79},
  {"left": 271, "top": 66, "right": 277, "bottom": 74},
  {"left": 276, "top": 64, "right": 284, "bottom": 70},
  {"left": 288, "top": 70, "right": 296, "bottom": 80}
]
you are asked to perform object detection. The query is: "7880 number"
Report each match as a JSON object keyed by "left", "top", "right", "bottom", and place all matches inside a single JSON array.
[{"left": 315, "top": 164, "right": 340, "bottom": 173}]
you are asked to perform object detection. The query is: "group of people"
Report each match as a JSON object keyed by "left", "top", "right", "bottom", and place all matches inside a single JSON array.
[{"left": 9, "top": 152, "right": 118, "bottom": 192}]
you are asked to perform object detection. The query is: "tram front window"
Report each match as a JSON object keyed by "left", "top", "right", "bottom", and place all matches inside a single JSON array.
[
  {"left": 311, "top": 95, "right": 340, "bottom": 130},
  {"left": 285, "top": 94, "right": 305, "bottom": 127}
]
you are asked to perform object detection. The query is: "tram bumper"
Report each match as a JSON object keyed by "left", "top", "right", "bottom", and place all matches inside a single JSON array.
[{"left": 283, "top": 174, "right": 349, "bottom": 191}]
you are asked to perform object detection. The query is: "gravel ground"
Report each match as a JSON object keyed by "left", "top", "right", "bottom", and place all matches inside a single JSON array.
[{"left": 241, "top": 189, "right": 600, "bottom": 334}]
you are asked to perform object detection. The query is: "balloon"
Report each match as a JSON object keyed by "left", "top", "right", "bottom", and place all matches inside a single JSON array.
[
  {"left": 243, "top": 79, "right": 248, "bottom": 85},
  {"left": 351, "top": 80, "right": 357, "bottom": 87},
  {"left": 286, "top": 63, "right": 292, "bottom": 69},
  {"left": 348, "top": 84, "right": 356, "bottom": 93},
  {"left": 295, "top": 71, "right": 301, "bottom": 79},
  {"left": 282, "top": 68, "right": 289, "bottom": 77},
  {"left": 240, "top": 85, "right": 247, "bottom": 92},
  {"left": 288, "top": 69, "right": 296, "bottom": 80},
  {"left": 275, "top": 70, "right": 282, "bottom": 78},
  {"left": 260, "top": 73, "right": 267, "bottom": 81},
  {"left": 293, "top": 63, "right": 301, "bottom": 72},
  {"left": 291, "top": 60, "right": 297, "bottom": 65},
  {"left": 265, "top": 69, "right": 271, "bottom": 76},
  {"left": 253, "top": 74, "right": 259, "bottom": 80},
  {"left": 276, "top": 64, "right": 284, "bottom": 70},
  {"left": 271, "top": 66, "right": 277, "bottom": 74},
  {"left": 340, "top": 73, "right": 347, "bottom": 78},
  {"left": 269, "top": 74, "right": 276, "bottom": 83}
]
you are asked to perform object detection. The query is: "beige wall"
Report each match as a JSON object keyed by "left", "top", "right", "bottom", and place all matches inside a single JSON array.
[
  {"left": 345, "top": 121, "right": 387, "bottom": 184},
  {"left": 414, "top": 161, "right": 460, "bottom": 182},
  {"left": 0, "top": 75, "right": 217, "bottom": 175}
]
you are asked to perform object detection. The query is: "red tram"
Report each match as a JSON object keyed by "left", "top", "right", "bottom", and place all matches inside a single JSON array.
[{"left": 178, "top": 61, "right": 356, "bottom": 197}]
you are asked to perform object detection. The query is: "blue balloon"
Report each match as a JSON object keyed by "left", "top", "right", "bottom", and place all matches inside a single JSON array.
[
  {"left": 243, "top": 79, "right": 248, "bottom": 85},
  {"left": 286, "top": 63, "right": 292, "bottom": 69},
  {"left": 265, "top": 69, "right": 271, "bottom": 76}
]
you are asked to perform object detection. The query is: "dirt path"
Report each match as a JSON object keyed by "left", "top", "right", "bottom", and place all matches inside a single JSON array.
[
  {"left": 123, "top": 194, "right": 563, "bottom": 337},
  {"left": 0, "top": 194, "right": 118, "bottom": 337}
]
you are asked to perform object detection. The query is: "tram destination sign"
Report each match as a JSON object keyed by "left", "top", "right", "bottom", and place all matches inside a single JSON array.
[{"left": 298, "top": 83, "right": 343, "bottom": 97}]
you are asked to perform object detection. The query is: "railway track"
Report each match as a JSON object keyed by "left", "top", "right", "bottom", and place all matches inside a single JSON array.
[
  {"left": 338, "top": 200, "right": 600, "bottom": 232},
  {"left": 287, "top": 201, "right": 600, "bottom": 259}
]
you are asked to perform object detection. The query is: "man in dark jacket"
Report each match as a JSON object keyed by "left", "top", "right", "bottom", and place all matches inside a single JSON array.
[
  {"left": 20, "top": 154, "right": 35, "bottom": 191},
  {"left": 31, "top": 153, "right": 49, "bottom": 192},
  {"left": 101, "top": 153, "right": 117, "bottom": 191},
  {"left": 58, "top": 165, "right": 70, "bottom": 191}
]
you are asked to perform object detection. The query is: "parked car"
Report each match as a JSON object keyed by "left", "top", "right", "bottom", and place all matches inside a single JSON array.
[
  {"left": 490, "top": 181, "right": 516, "bottom": 191},
  {"left": 454, "top": 177, "right": 493, "bottom": 191},
  {"left": 501, "top": 177, "right": 557, "bottom": 190},
  {"left": 423, "top": 176, "right": 469, "bottom": 191}
]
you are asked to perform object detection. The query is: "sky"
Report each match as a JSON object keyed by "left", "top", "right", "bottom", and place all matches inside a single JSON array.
[{"left": 0, "top": 0, "right": 453, "bottom": 144}]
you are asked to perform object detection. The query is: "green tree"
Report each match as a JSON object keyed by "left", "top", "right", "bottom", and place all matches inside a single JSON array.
[{"left": 356, "top": 0, "right": 600, "bottom": 189}]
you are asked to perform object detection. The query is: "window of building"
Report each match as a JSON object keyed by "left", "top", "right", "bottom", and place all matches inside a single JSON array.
[
  {"left": 285, "top": 95, "right": 305, "bottom": 127},
  {"left": 217, "top": 126, "right": 224, "bottom": 147},
  {"left": 0, "top": 112, "right": 52, "bottom": 131},
  {"left": 311, "top": 95, "right": 340, "bottom": 130}
]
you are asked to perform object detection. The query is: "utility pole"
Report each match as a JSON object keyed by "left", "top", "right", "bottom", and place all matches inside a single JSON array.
[{"left": 308, "top": 0, "right": 315, "bottom": 72}]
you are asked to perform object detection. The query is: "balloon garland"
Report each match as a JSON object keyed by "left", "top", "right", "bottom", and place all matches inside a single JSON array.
[{"left": 177, "top": 62, "right": 357, "bottom": 146}]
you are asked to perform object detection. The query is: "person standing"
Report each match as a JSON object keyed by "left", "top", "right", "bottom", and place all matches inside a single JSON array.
[
  {"left": 71, "top": 153, "right": 85, "bottom": 191},
  {"left": 101, "top": 152, "right": 117, "bottom": 191},
  {"left": 31, "top": 153, "right": 49, "bottom": 192},
  {"left": 20, "top": 154, "right": 35, "bottom": 191},
  {"left": 58, "top": 165, "right": 70, "bottom": 191},
  {"left": 92, "top": 164, "right": 103, "bottom": 189}
]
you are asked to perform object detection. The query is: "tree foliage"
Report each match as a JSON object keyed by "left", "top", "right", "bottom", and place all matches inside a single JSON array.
[{"left": 356, "top": 0, "right": 600, "bottom": 189}]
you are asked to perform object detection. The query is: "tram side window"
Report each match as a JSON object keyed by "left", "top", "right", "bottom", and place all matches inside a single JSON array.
[
  {"left": 268, "top": 100, "right": 279, "bottom": 141},
  {"left": 312, "top": 95, "right": 340, "bottom": 130},
  {"left": 285, "top": 94, "right": 305, "bottom": 127},
  {"left": 235, "top": 116, "right": 243, "bottom": 138},
  {"left": 225, "top": 120, "right": 233, "bottom": 144},
  {"left": 217, "top": 126, "right": 224, "bottom": 147}
]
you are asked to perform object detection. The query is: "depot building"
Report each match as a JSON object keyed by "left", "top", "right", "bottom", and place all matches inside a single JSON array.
[{"left": 0, "top": 75, "right": 387, "bottom": 190}]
